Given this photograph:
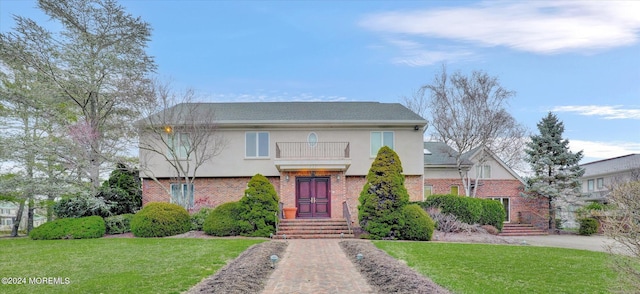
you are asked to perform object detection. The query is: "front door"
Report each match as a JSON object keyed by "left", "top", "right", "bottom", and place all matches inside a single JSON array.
[{"left": 296, "top": 177, "right": 330, "bottom": 218}]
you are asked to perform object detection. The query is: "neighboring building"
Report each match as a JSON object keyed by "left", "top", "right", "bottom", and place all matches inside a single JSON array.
[
  {"left": 139, "top": 102, "right": 428, "bottom": 223},
  {"left": 0, "top": 201, "right": 46, "bottom": 231},
  {"left": 580, "top": 154, "right": 640, "bottom": 202},
  {"left": 423, "top": 142, "right": 549, "bottom": 229}
]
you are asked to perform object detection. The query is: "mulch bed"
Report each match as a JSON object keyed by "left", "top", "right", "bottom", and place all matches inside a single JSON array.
[
  {"left": 186, "top": 241, "right": 288, "bottom": 293},
  {"left": 339, "top": 240, "right": 451, "bottom": 294}
]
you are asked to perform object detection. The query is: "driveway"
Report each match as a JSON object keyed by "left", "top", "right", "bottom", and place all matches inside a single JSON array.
[{"left": 502, "top": 234, "right": 632, "bottom": 255}]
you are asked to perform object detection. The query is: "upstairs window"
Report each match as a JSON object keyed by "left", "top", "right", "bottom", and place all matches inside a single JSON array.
[
  {"left": 246, "top": 132, "right": 269, "bottom": 158},
  {"left": 370, "top": 131, "right": 394, "bottom": 157},
  {"left": 476, "top": 164, "right": 491, "bottom": 178},
  {"left": 167, "top": 132, "right": 190, "bottom": 159},
  {"left": 587, "top": 179, "right": 594, "bottom": 191},
  {"left": 596, "top": 178, "right": 604, "bottom": 189}
]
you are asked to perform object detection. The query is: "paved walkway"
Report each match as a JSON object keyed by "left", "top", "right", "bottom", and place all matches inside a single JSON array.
[
  {"left": 261, "top": 239, "right": 374, "bottom": 294},
  {"left": 501, "top": 234, "right": 632, "bottom": 255}
]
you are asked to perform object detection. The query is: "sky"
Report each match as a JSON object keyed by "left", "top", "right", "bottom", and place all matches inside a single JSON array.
[{"left": 1, "top": 0, "right": 639, "bottom": 164}]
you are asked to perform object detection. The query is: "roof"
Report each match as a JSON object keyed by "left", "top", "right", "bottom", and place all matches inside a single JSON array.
[
  {"left": 580, "top": 154, "right": 640, "bottom": 177},
  {"left": 143, "top": 102, "right": 427, "bottom": 126},
  {"left": 423, "top": 141, "right": 473, "bottom": 167}
]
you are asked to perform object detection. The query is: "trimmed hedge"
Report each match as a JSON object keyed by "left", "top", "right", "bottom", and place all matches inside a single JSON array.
[
  {"left": 203, "top": 202, "right": 242, "bottom": 236},
  {"left": 417, "top": 194, "right": 505, "bottom": 230},
  {"left": 131, "top": 202, "right": 191, "bottom": 237},
  {"left": 29, "top": 216, "right": 106, "bottom": 240},
  {"left": 104, "top": 214, "right": 134, "bottom": 234},
  {"left": 401, "top": 204, "right": 435, "bottom": 241},
  {"left": 578, "top": 218, "right": 599, "bottom": 236},
  {"left": 479, "top": 200, "right": 506, "bottom": 230}
]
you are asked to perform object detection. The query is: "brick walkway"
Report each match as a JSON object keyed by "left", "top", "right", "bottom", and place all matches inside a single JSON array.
[{"left": 261, "top": 239, "right": 375, "bottom": 294}]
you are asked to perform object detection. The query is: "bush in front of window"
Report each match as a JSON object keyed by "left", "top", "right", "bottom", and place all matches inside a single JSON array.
[
  {"left": 400, "top": 204, "right": 435, "bottom": 241},
  {"left": 420, "top": 194, "right": 483, "bottom": 225},
  {"left": 479, "top": 199, "right": 506, "bottom": 231},
  {"left": 203, "top": 202, "right": 242, "bottom": 236},
  {"left": 29, "top": 216, "right": 106, "bottom": 240},
  {"left": 236, "top": 174, "right": 280, "bottom": 237},
  {"left": 190, "top": 207, "right": 213, "bottom": 231},
  {"left": 104, "top": 214, "right": 134, "bottom": 235},
  {"left": 358, "top": 146, "right": 410, "bottom": 240},
  {"left": 578, "top": 218, "right": 599, "bottom": 236},
  {"left": 130, "top": 202, "right": 191, "bottom": 237}
]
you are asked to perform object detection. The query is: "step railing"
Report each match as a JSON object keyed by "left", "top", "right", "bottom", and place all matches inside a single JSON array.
[{"left": 342, "top": 200, "right": 352, "bottom": 234}]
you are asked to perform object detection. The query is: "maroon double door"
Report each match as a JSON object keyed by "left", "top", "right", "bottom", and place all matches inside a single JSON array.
[{"left": 296, "top": 177, "right": 331, "bottom": 218}]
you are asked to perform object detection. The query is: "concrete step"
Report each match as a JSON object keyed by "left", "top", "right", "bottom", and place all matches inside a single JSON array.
[{"left": 499, "top": 223, "right": 548, "bottom": 236}]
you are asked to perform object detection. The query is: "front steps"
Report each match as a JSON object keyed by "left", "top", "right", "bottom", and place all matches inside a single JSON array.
[
  {"left": 499, "top": 223, "right": 549, "bottom": 236},
  {"left": 274, "top": 218, "right": 355, "bottom": 239}
]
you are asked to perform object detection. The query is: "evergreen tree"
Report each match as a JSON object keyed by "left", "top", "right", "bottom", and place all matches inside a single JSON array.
[
  {"left": 524, "top": 112, "right": 584, "bottom": 230},
  {"left": 237, "top": 174, "right": 279, "bottom": 237},
  {"left": 99, "top": 163, "right": 142, "bottom": 215},
  {"left": 358, "top": 146, "right": 409, "bottom": 239}
]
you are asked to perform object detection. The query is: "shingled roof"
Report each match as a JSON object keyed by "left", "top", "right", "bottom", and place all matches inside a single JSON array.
[
  {"left": 580, "top": 154, "right": 640, "bottom": 177},
  {"left": 423, "top": 141, "right": 474, "bottom": 167},
  {"left": 144, "top": 102, "right": 427, "bottom": 126}
]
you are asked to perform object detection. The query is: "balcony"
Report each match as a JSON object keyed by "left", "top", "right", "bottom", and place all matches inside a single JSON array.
[{"left": 274, "top": 142, "right": 351, "bottom": 171}]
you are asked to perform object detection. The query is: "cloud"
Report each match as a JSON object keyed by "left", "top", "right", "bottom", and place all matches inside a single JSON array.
[
  {"left": 385, "top": 38, "right": 475, "bottom": 66},
  {"left": 569, "top": 140, "right": 640, "bottom": 162},
  {"left": 200, "top": 91, "right": 349, "bottom": 102},
  {"left": 360, "top": 1, "right": 640, "bottom": 55},
  {"left": 552, "top": 105, "right": 640, "bottom": 120}
]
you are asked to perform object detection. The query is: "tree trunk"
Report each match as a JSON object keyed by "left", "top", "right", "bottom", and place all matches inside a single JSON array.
[
  {"left": 11, "top": 200, "right": 25, "bottom": 237},
  {"left": 27, "top": 199, "right": 34, "bottom": 233}
]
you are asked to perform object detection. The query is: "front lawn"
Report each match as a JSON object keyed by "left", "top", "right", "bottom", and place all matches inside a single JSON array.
[
  {"left": 0, "top": 237, "right": 265, "bottom": 294},
  {"left": 374, "top": 241, "right": 616, "bottom": 294}
]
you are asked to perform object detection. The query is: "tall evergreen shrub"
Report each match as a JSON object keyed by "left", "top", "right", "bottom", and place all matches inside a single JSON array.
[
  {"left": 358, "top": 146, "right": 409, "bottom": 239},
  {"left": 237, "top": 174, "right": 279, "bottom": 237}
]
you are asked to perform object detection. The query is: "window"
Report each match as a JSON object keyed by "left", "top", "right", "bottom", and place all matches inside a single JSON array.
[
  {"left": 424, "top": 185, "right": 433, "bottom": 198},
  {"left": 370, "top": 131, "right": 394, "bottom": 156},
  {"left": 475, "top": 164, "right": 491, "bottom": 178},
  {"left": 596, "top": 178, "right": 604, "bottom": 189},
  {"left": 308, "top": 132, "right": 318, "bottom": 147},
  {"left": 587, "top": 179, "right": 594, "bottom": 191},
  {"left": 167, "top": 132, "right": 190, "bottom": 159},
  {"left": 170, "top": 183, "right": 194, "bottom": 208},
  {"left": 246, "top": 132, "right": 269, "bottom": 158},
  {"left": 450, "top": 185, "right": 459, "bottom": 195}
]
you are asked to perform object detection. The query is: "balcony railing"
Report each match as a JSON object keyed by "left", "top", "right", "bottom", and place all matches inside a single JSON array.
[{"left": 276, "top": 142, "right": 350, "bottom": 159}]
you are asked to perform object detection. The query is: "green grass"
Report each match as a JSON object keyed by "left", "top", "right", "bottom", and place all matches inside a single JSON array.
[
  {"left": 0, "top": 237, "right": 265, "bottom": 294},
  {"left": 374, "top": 241, "right": 616, "bottom": 294}
]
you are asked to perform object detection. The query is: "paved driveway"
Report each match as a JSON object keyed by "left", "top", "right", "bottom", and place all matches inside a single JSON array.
[{"left": 502, "top": 235, "right": 632, "bottom": 255}]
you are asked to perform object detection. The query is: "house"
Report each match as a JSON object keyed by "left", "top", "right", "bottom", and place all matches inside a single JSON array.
[
  {"left": 0, "top": 201, "right": 46, "bottom": 231},
  {"left": 139, "top": 102, "right": 428, "bottom": 223},
  {"left": 579, "top": 154, "right": 640, "bottom": 202},
  {"left": 423, "top": 142, "right": 549, "bottom": 230}
]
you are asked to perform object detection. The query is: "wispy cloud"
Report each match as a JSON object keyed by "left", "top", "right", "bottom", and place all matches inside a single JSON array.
[
  {"left": 200, "top": 90, "right": 349, "bottom": 103},
  {"left": 386, "top": 38, "right": 475, "bottom": 66},
  {"left": 552, "top": 105, "right": 640, "bottom": 120},
  {"left": 570, "top": 140, "right": 640, "bottom": 162},
  {"left": 360, "top": 1, "right": 640, "bottom": 60}
]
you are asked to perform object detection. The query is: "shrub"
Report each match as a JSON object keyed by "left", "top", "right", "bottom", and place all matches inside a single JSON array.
[
  {"left": 29, "top": 216, "right": 105, "bottom": 240},
  {"left": 190, "top": 207, "right": 212, "bottom": 231},
  {"left": 425, "top": 207, "right": 483, "bottom": 234},
  {"left": 99, "top": 164, "right": 142, "bottom": 215},
  {"left": 54, "top": 193, "right": 113, "bottom": 218},
  {"left": 237, "top": 174, "right": 280, "bottom": 237},
  {"left": 578, "top": 218, "right": 599, "bottom": 236},
  {"left": 358, "top": 146, "right": 409, "bottom": 239},
  {"left": 479, "top": 200, "right": 505, "bottom": 231},
  {"left": 203, "top": 202, "right": 242, "bottom": 236},
  {"left": 130, "top": 202, "right": 191, "bottom": 237},
  {"left": 104, "top": 214, "right": 134, "bottom": 234},
  {"left": 401, "top": 204, "right": 435, "bottom": 241}
]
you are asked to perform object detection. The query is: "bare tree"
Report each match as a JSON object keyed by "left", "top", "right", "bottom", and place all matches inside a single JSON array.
[
  {"left": 404, "top": 65, "right": 527, "bottom": 196},
  {"left": 603, "top": 179, "right": 640, "bottom": 293},
  {"left": 138, "top": 81, "right": 227, "bottom": 210}
]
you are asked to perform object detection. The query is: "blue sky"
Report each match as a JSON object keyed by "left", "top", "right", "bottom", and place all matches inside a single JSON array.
[{"left": 1, "top": 0, "right": 639, "bottom": 163}]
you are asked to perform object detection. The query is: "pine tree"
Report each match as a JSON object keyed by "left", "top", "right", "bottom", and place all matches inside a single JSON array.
[
  {"left": 237, "top": 174, "right": 279, "bottom": 237},
  {"left": 358, "top": 146, "right": 409, "bottom": 239},
  {"left": 524, "top": 112, "right": 584, "bottom": 230}
]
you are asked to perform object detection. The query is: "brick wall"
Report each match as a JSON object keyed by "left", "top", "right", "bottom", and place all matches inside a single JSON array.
[
  {"left": 423, "top": 177, "right": 549, "bottom": 230},
  {"left": 142, "top": 176, "right": 280, "bottom": 210}
]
